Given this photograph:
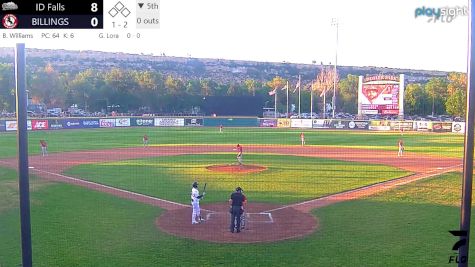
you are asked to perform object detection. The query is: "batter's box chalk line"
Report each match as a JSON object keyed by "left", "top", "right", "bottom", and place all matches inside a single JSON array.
[{"left": 205, "top": 211, "right": 274, "bottom": 223}]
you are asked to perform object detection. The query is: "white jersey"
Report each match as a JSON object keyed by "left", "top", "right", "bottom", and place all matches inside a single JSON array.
[{"left": 191, "top": 187, "right": 200, "bottom": 203}]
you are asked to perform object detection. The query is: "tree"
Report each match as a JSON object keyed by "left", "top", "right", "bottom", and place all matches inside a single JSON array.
[
  {"left": 266, "top": 76, "right": 286, "bottom": 92},
  {"left": 404, "top": 83, "right": 430, "bottom": 115},
  {"left": 28, "top": 64, "right": 67, "bottom": 109},
  {"left": 0, "top": 63, "right": 15, "bottom": 111},
  {"left": 244, "top": 79, "right": 257, "bottom": 96},
  {"left": 446, "top": 89, "right": 466, "bottom": 116},
  {"left": 313, "top": 66, "right": 337, "bottom": 118},
  {"left": 164, "top": 75, "right": 185, "bottom": 95},
  {"left": 338, "top": 74, "right": 359, "bottom": 114},
  {"left": 445, "top": 72, "right": 466, "bottom": 116},
  {"left": 425, "top": 77, "right": 447, "bottom": 116}
]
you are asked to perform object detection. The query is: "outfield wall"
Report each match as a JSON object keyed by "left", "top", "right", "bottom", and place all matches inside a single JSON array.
[{"left": 0, "top": 117, "right": 466, "bottom": 134}]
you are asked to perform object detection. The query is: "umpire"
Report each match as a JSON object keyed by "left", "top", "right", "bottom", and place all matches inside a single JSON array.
[{"left": 229, "top": 186, "right": 246, "bottom": 233}]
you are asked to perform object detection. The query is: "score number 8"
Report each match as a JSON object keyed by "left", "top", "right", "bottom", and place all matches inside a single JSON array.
[{"left": 91, "top": 3, "right": 98, "bottom": 27}]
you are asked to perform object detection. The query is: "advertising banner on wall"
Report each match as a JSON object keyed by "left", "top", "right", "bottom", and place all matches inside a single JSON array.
[
  {"left": 0, "top": 120, "right": 5, "bottom": 132},
  {"left": 432, "top": 122, "right": 452, "bottom": 133},
  {"left": 100, "top": 119, "right": 116, "bottom": 128},
  {"left": 154, "top": 118, "right": 185, "bottom": 127},
  {"left": 415, "top": 121, "right": 432, "bottom": 132},
  {"left": 259, "top": 119, "right": 277, "bottom": 127},
  {"left": 48, "top": 119, "right": 63, "bottom": 130},
  {"left": 277, "top": 119, "right": 291, "bottom": 128},
  {"left": 389, "top": 121, "right": 414, "bottom": 131},
  {"left": 368, "top": 120, "right": 391, "bottom": 131},
  {"left": 81, "top": 119, "right": 100, "bottom": 128},
  {"left": 185, "top": 118, "right": 203, "bottom": 126},
  {"left": 63, "top": 119, "right": 82, "bottom": 129},
  {"left": 6, "top": 120, "right": 17, "bottom": 131},
  {"left": 312, "top": 119, "right": 331, "bottom": 129},
  {"left": 348, "top": 120, "right": 369, "bottom": 130},
  {"left": 131, "top": 118, "right": 155, "bottom": 127},
  {"left": 31, "top": 120, "right": 49, "bottom": 130},
  {"left": 330, "top": 120, "right": 349, "bottom": 129},
  {"left": 452, "top": 122, "right": 466, "bottom": 134},
  {"left": 115, "top": 118, "right": 131, "bottom": 127},
  {"left": 291, "top": 119, "right": 313, "bottom": 128}
]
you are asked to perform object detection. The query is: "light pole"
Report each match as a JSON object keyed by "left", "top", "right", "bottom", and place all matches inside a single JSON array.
[{"left": 331, "top": 18, "right": 339, "bottom": 118}]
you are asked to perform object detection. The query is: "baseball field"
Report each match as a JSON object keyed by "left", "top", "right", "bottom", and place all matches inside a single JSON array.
[{"left": 0, "top": 127, "right": 471, "bottom": 266}]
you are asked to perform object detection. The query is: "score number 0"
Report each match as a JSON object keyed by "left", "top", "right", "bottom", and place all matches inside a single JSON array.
[{"left": 91, "top": 3, "right": 99, "bottom": 27}]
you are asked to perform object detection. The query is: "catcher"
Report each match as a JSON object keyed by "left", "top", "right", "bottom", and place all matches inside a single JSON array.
[{"left": 229, "top": 186, "right": 247, "bottom": 233}]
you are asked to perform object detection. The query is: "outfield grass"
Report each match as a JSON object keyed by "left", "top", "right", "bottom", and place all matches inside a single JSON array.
[
  {"left": 1, "top": 168, "right": 473, "bottom": 267},
  {"left": 0, "top": 127, "right": 465, "bottom": 158},
  {"left": 64, "top": 154, "right": 410, "bottom": 205}
]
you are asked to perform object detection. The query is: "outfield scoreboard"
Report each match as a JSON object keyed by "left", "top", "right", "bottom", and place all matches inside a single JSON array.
[
  {"left": 357, "top": 74, "right": 405, "bottom": 117},
  {"left": 0, "top": 0, "right": 159, "bottom": 41}
]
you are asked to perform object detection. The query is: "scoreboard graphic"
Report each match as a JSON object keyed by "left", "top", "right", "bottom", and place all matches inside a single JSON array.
[
  {"left": 0, "top": 0, "right": 160, "bottom": 33},
  {"left": 357, "top": 74, "right": 405, "bottom": 116},
  {"left": 1, "top": 0, "right": 103, "bottom": 29}
]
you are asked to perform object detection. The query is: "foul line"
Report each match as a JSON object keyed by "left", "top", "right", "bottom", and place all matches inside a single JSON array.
[
  {"left": 264, "top": 163, "right": 463, "bottom": 213},
  {"left": 29, "top": 167, "right": 206, "bottom": 211}
]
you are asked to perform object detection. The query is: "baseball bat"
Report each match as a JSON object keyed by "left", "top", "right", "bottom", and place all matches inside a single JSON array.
[{"left": 203, "top": 183, "right": 207, "bottom": 193}]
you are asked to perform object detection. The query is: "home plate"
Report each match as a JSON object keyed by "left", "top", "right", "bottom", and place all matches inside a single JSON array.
[{"left": 28, "top": 166, "right": 34, "bottom": 169}]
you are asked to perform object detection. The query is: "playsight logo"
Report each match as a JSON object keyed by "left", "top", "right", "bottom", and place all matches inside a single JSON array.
[{"left": 414, "top": 6, "right": 467, "bottom": 23}]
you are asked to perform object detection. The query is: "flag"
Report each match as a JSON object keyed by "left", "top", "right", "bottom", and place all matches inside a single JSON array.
[
  {"left": 319, "top": 88, "right": 327, "bottom": 97},
  {"left": 268, "top": 89, "right": 276, "bottom": 96},
  {"left": 293, "top": 80, "right": 300, "bottom": 93},
  {"left": 281, "top": 84, "right": 288, "bottom": 91}
]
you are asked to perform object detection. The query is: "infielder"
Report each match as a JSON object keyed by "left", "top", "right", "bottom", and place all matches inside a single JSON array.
[
  {"left": 398, "top": 139, "right": 404, "bottom": 157},
  {"left": 191, "top": 181, "right": 205, "bottom": 224},
  {"left": 143, "top": 134, "right": 149, "bottom": 147},
  {"left": 300, "top": 132, "right": 305, "bottom": 146},
  {"left": 40, "top": 140, "right": 48, "bottom": 156}
]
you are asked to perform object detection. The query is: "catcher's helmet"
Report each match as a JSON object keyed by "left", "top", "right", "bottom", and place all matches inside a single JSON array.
[
  {"left": 236, "top": 186, "right": 242, "bottom": 192},
  {"left": 192, "top": 181, "right": 198, "bottom": 188}
]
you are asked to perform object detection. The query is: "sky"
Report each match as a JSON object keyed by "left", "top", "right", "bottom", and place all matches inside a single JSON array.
[{"left": 0, "top": 0, "right": 470, "bottom": 72}]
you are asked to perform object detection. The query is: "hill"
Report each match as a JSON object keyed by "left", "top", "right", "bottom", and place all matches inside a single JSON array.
[{"left": 0, "top": 47, "right": 449, "bottom": 84}]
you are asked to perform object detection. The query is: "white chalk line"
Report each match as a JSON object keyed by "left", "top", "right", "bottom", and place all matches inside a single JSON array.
[
  {"left": 28, "top": 167, "right": 206, "bottom": 210},
  {"left": 206, "top": 211, "right": 274, "bottom": 223},
  {"left": 264, "top": 163, "right": 463, "bottom": 213}
]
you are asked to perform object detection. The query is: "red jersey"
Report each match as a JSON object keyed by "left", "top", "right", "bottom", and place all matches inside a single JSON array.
[
  {"left": 40, "top": 140, "right": 47, "bottom": 147},
  {"left": 300, "top": 133, "right": 305, "bottom": 140},
  {"left": 143, "top": 135, "right": 149, "bottom": 141}
]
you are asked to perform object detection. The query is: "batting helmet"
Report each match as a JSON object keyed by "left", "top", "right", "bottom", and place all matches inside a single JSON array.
[
  {"left": 236, "top": 186, "right": 242, "bottom": 192},
  {"left": 192, "top": 181, "right": 198, "bottom": 188}
]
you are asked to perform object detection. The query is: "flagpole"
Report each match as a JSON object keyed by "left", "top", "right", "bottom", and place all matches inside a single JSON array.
[
  {"left": 298, "top": 75, "right": 301, "bottom": 118},
  {"left": 310, "top": 83, "right": 313, "bottom": 119},
  {"left": 274, "top": 89, "right": 277, "bottom": 118},
  {"left": 332, "top": 18, "right": 339, "bottom": 118},
  {"left": 285, "top": 81, "right": 289, "bottom": 117}
]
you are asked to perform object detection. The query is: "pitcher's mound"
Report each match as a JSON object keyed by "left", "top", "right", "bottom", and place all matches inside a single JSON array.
[{"left": 206, "top": 164, "right": 267, "bottom": 173}]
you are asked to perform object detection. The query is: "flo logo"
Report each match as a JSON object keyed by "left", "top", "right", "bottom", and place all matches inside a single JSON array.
[{"left": 448, "top": 230, "right": 467, "bottom": 264}]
